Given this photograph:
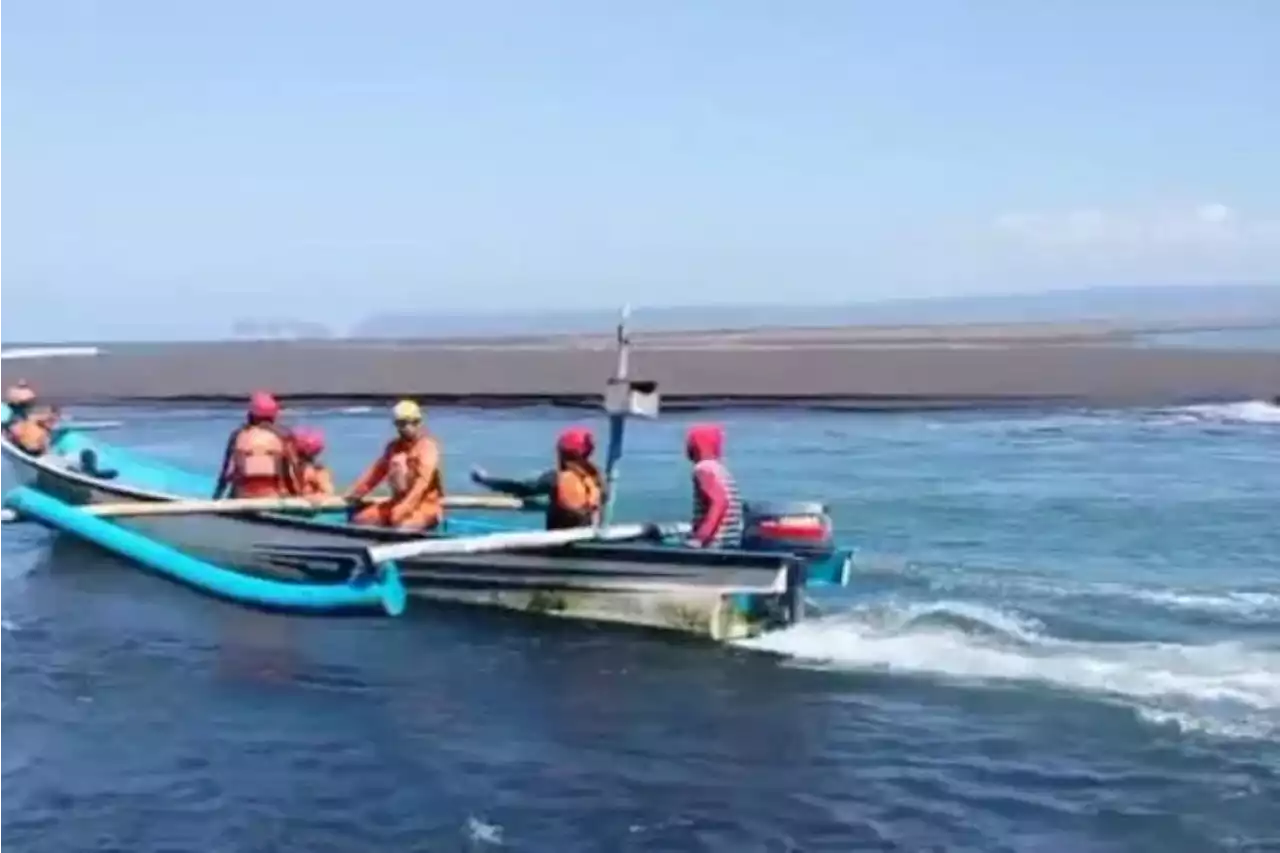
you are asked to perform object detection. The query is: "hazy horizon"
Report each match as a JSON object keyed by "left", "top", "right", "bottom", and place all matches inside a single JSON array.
[{"left": 5, "top": 282, "right": 1279, "bottom": 346}]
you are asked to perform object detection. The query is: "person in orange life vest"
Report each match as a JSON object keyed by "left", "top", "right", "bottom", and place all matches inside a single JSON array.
[
  {"left": 6, "top": 405, "right": 61, "bottom": 457},
  {"left": 470, "top": 426, "right": 605, "bottom": 529},
  {"left": 212, "top": 391, "right": 300, "bottom": 499},
  {"left": 292, "top": 428, "right": 335, "bottom": 499},
  {"left": 3, "top": 380, "right": 38, "bottom": 430},
  {"left": 684, "top": 423, "right": 744, "bottom": 549},
  {"left": 345, "top": 400, "right": 444, "bottom": 532}
]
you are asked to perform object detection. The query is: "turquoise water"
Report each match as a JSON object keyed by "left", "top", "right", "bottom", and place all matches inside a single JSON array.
[{"left": 3, "top": 400, "right": 1279, "bottom": 851}]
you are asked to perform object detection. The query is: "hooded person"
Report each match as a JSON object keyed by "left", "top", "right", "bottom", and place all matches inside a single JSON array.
[
  {"left": 292, "top": 427, "right": 335, "bottom": 498},
  {"left": 346, "top": 400, "right": 444, "bottom": 531},
  {"left": 212, "top": 391, "right": 300, "bottom": 499},
  {"left": 470, "top": 425, "right": 605, "bottom": 529},
  {"left": 683, "top": 423, "right": 744, "bottom": 549}
]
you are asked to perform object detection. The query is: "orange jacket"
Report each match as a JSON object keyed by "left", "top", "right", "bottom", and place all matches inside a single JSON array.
[
  {"left": 350, "top": 434, "right": 443, "bottom": 523},
  {"left": 550, "top": 461, "right": 603, "bottom": 528},
  {"left": 215, "top": 423, "right": 298, "bottom": 499},
  {"left": 6, "top": 418, "right": 51, "bottom": 456},
  {"left": 298, "top": 462, "right": 335, "bottom": 497}
]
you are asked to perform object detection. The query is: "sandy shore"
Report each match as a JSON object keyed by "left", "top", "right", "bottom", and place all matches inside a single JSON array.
[{"left": 8, "top": 322, "right": 1278, "bottom": 410}]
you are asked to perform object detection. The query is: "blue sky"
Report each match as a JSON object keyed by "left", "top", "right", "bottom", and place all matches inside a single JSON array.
[{"left": 4, "top": 0, "right": 1278, "bottom": 339}]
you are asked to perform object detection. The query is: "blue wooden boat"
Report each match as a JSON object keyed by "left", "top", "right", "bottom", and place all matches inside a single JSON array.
[{"left": 1, "top": 315, "right": 854, "bottom": 640}]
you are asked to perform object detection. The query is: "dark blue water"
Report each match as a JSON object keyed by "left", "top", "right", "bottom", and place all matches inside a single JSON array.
[{"left": 4, "top": 401, "right": 1279, "bottom": 851}]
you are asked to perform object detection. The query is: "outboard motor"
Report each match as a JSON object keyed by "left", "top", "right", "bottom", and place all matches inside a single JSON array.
[{"left": 741, "top": 501, "right": 837, "bottom": 560}]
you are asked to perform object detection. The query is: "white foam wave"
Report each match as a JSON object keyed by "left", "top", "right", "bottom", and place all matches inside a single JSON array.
[
  {"left": 739, "top": 600, "right": 1280, "bottom": 740},
  {"left": 1176, "top": 400, "right": 1280, "bottom": 425},
  {"left": 886, "top": 562, "right": 1280, "bottom": 622},
  {"left": 1116, "top": 587, "right": 1280, "bottom": 616}
]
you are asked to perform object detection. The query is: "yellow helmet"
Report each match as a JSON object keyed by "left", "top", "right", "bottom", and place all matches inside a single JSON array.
[{"left": 392, "top": 399, "right": 423, "bottom": 422}]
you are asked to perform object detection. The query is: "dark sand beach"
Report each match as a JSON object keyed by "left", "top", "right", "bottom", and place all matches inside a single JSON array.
[{"left": 8, "top": 321, "right": 1279, "bottom": 410}]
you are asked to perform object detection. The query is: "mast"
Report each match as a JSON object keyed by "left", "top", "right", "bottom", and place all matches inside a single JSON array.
[{"left": 600, "top": 305, "right": 632, "bottom": 526}]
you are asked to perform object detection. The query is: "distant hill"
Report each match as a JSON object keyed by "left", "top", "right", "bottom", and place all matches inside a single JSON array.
[{"left": 348, "top": 283, "right": 1280, "bottom": 338}]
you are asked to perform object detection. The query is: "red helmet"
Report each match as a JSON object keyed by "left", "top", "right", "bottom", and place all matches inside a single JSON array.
[
  {"left": 556, "top": 426, "right": 595, "bottom": 458},
  {"left": 248, "top": 390, "right": 280, "bottom": 421},
  {"left": 6, "top": 381, "right": 36, "bottom": 406},
  {"left": 293, "top": 427, "right": 325, "bottom": 458}
]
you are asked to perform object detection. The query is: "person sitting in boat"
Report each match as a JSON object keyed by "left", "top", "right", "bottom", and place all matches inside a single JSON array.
[
  {"left": 684, "top": 423, "right": 744, "bottom": 549},
  {"left": 293, "top": 427, "right": 335, "bottom": 498},
  {"left": 3, "top": 380, "right": 38, "bottom": 429},
  {"left": 470, "top": 426, "right": 605, "bottom": 529},
  {"left": 5, "top": 405, "right": 61, "bottom": 457},
  {"left": 345, "top": 400, "right": 444, "bottom": 531},
  {"left": 212, "top": 390, "right": 301, "bottom": 499}
]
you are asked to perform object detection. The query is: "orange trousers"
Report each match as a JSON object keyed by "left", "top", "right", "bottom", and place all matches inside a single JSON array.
[{"left": 351, "top": 498, "right": 441, "bottom": 532}]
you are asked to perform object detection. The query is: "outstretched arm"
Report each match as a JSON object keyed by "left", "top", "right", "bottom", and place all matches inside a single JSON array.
[
  {"left": 471, "top": 467, "right": 556, "bottom": 499},
  {"left": 348, "top": 448, "right": 390, "bottom": 500}
]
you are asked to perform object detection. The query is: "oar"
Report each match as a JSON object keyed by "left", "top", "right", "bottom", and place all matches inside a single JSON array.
[
  {"left": 58, "top": 420, "right": 125, "bottom": 432},
  {"left": 1, "top": 493, "right": 529, "bottom": 522},
  {"left": 366, "top": 521, "right": 691, "bottom": 564},
  {"left": 44, "top": 493, "right": 531, "bottom": 519}
]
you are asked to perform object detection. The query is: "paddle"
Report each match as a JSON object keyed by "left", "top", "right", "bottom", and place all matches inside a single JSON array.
[
  {"left": 366, "top": 521, "right": 691, "bottom": 564},
  {"left": 46, "top": 493, "right": 531, "bottom": 520}
]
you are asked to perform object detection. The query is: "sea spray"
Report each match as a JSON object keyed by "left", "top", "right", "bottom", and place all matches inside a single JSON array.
[{"left": 737, "top": 600, "right": 1280, "bottom": 740}]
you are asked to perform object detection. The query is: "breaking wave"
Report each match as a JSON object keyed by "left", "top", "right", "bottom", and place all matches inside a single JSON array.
[
  {"left": 1173, "top": 400, "right": 1280, "bottom": 425},
  {"left": 739, "top": 599, "right": 1280, "bottom": 740}
]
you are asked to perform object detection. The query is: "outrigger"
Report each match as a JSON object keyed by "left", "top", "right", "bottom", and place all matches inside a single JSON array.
[{"left": 1, "top": 312, "right": 853, "bottom": 641}]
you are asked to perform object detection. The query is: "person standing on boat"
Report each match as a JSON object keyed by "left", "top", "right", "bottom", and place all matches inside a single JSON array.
[
  {"left": 293, "top": 428, "right": 335, "bottom": 498},
  {"left": 470, "top": 426, "right": 604, "bottom": 529},
  {"left": 345, "top": 400, "right": 444, "bottom": 531},
  {"left": 212, "top": 391, "right": 301, "bottom": 499},
  {"left": 684, "top": 423, "right": 744, "bottom": 549}
]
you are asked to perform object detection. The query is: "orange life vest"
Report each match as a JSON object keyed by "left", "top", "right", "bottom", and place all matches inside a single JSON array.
[
  {"left": 298, "top": 461, "right": 334, "bottom": 497},
  {"left": 385, "top": 435, "right": 442, "bottom": 502},
  {"left": 6, "top": 418, "right": 51, "bottom": 456},
  {"left": 230, "top": 424, "right": 288, "bottom": 498},
  {"left": 548, "top": 462, "right": 603, "bottom": 528}
]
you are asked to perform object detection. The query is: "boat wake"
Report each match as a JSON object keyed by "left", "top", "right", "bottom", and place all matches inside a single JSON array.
[
  {"left": 738, "top": 599, "right": 1280, "bottom": 741},
  {"left": 853, "top": 557, "right": 1280, "bottom": 625}
]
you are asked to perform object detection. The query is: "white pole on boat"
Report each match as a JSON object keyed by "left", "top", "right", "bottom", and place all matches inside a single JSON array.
[{"left": 600, "top": 304, "right": 632, "bottom": 527}]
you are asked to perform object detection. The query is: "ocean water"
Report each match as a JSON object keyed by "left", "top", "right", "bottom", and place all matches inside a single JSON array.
[{"left": 3, "top": 400, "right": 1279, "bottom": 852}]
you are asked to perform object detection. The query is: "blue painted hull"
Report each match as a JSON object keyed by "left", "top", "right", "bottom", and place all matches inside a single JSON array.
[{"left": 5, "top": 486, "right": 405, "bottom": 616}]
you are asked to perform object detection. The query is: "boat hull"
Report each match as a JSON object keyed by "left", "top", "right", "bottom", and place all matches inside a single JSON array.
[{"left": 4, "top": 434, "right": 812, "bottom": 640}]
